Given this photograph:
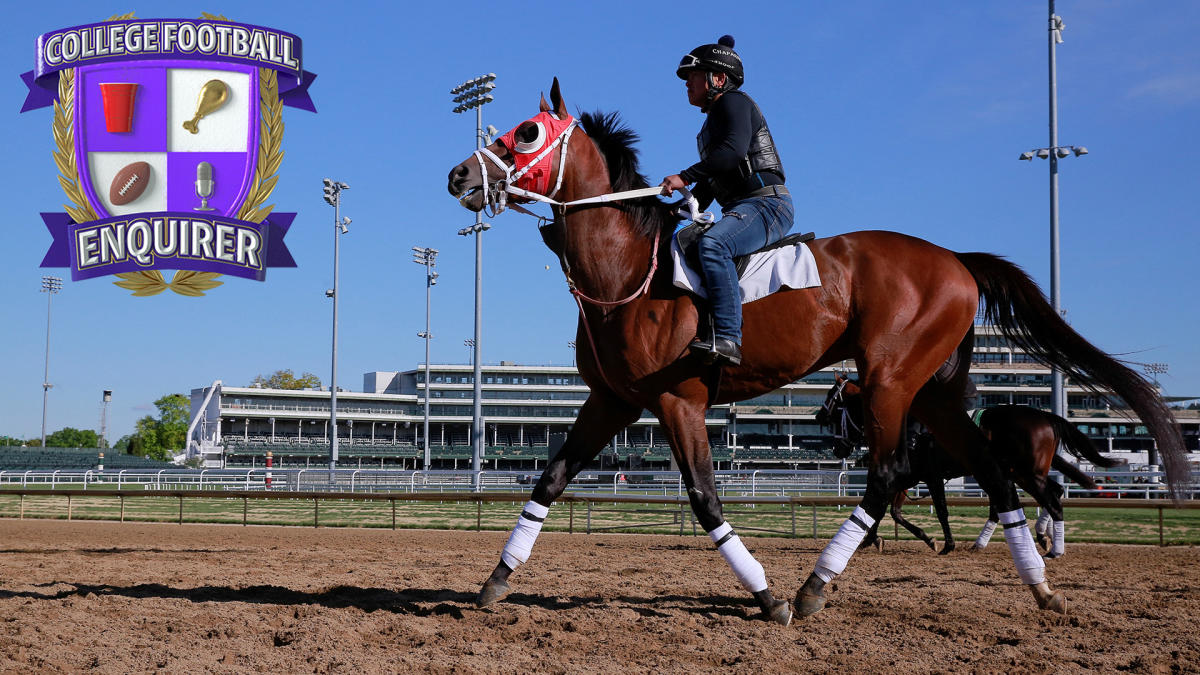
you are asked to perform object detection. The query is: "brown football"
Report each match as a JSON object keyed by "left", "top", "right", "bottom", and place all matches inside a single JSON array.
[{"left": 109, "top": 161, "right": 151, "bottom": 206}]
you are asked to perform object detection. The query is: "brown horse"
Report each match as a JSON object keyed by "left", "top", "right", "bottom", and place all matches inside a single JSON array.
[
  {"left": 446, "top": 80, "right": 1188, "bottom": 625},
  {"left": 819, "top": 377, "right": 1125, "bottom": 556}
]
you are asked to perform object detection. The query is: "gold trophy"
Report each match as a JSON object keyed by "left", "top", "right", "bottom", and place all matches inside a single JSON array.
[{"left": 182, "top": 79, "right": 229, "bottom": 134}]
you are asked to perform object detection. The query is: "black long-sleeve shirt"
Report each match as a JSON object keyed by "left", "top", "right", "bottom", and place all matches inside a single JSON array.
[{"left": 678, "top": 91, "right": 784, "bottom": 209}]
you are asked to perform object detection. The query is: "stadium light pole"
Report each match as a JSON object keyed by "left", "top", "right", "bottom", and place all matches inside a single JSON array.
[
  {"left": 413, "top": 246, "right": 439, "bottom": 471},
  {"left": 452, "top": 72, "right": 496, "bottom": 491},
  {"left": 322, "top": 178, "right": 351, "bottom": 476},
  {"left": 39, "top": 275, "right": 62, "bottom": 447},
  {"left": 1018, "top": 1, "right": 1087, "bottom": 419}
]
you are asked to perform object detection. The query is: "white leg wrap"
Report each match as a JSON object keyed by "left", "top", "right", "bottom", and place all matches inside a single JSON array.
[
  {"left": 999, "top": 509, "right": 1045, "bottom": 585},
  {"left": 975, "top": 520, "right": 998, "bottom": 549},
  {"left": 500, "top": 501, "right": 549, "bottom": 570},
  {"left": 814, "top": 507, "right": 875, "bottom": 583},
  {"left": 1035, "top": 511, "right": 1053, "bottom": 536},
  {"left": 1049, "top": 520, "right": 1065, "bottom": 557},
  {"left": 709, "top": 522, "right": 768, "bottom": 593}
]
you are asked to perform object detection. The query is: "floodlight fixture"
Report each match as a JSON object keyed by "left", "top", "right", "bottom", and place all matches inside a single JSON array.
[
  {"left": 1019, "top": 151, "right": 1034, "bottom": 161},
  {"left": 1036, "top": 148, "right": 1050, "bottom": 159},
  {"left": 1056, "top": 147, "right": 1070, "bottom": 158},
  {"left": 1072, "top": 146, "right": 1088, "bottom": 157}
]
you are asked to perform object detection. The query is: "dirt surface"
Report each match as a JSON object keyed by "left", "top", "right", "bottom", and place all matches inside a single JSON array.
[{"left": 0, "top": 519, "right": 1197, "bottom": 673}]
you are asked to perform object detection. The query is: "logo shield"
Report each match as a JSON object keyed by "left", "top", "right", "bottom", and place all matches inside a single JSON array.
[{"left": 74, "top": 61, "right": 258, "bottom": 219}]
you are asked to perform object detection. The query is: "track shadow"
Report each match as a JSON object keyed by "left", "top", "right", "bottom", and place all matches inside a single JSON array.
[
  {"left": 0, "top": 582, "right": 759, "bottom": 620},
  {"left": 0, "top": 548, "right": 254, "bottom": 555},
  {"left": 0, "top": 582, "right": 474, "bottom": 617}
]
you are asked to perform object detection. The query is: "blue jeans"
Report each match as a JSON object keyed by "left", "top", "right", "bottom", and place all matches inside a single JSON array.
[{"left": 696, "top": 194, "right": 795, "bottom": 344}]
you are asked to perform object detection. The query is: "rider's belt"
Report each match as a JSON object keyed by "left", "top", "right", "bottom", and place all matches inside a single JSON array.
[{"left": 747, "top": 184, "right": 789, "bottom": 199}]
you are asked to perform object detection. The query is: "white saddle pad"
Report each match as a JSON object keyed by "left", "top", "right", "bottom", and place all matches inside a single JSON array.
[{"left": 670, "top": 236, "right": 821, "bottom": 304}]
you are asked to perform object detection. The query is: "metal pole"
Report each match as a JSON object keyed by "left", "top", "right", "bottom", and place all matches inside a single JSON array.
[
  {"left": 451, "top": 73, "right": 495, "bottom": 492},
  {"left": 1048, "top": 0, "right": 1065, "bottom": 419},
  {"left": 471, "top": 104, "right": 485, "bottom": 491},
  {"left": 330, "top": 194, "right": 341, "bottom": 474},
  {"left": 424, "top": 273, "right": 433, "bottom": 471},
  {"left": 40, "top": 277, "right": 61, "bottom": 447}
]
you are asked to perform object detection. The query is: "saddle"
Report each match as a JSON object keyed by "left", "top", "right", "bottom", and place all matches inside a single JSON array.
[{"left": 676, "top": 223, "right": 816, "bottom": 279}]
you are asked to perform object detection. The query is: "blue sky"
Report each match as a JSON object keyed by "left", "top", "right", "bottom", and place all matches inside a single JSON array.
[{"left": 2, "top": 1, "right": 1197, "bottom": 442}]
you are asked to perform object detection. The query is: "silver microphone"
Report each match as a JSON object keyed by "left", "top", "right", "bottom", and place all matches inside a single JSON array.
[{"left": 194, "top": 161, "right": 215, "bottom": 211}]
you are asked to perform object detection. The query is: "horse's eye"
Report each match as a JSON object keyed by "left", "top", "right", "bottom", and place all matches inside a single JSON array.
[{"left": 513, "top": 121, "right": 547, "bottom": 154}]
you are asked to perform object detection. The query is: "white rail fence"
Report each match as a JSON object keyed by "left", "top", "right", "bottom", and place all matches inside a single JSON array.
[{"left": 0, "top": 468, "right": 1188, "bottom": 500}]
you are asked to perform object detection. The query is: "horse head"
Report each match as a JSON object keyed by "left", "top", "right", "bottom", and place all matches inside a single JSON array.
[
  {"left": 818, "top": 378, "right": 866, "bottom": 460},
  {"left": 447, "top": 78, "right": 578, "bottom": 215}
]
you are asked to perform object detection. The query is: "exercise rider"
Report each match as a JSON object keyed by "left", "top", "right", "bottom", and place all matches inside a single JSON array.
[{"left": 661, "top": 35, "right": 795, "bottom": 366}]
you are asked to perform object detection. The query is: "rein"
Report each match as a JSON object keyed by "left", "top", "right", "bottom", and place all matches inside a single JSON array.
[{"left": 472, "top": 115, "right": 713, "bottom": 394}]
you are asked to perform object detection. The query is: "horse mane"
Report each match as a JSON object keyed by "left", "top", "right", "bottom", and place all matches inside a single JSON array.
[{"left": 578, "top": 110, "right": 678, "bottom": 239}]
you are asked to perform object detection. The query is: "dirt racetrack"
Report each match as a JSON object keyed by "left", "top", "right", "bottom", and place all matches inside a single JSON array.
[{"left": 0, "top": 519, "right": 1197, "bottom": 673}]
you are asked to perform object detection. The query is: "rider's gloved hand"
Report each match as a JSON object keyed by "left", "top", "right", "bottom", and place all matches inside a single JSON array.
[{"left": 659, "top": 174, "right": 688, "bottom": 196}]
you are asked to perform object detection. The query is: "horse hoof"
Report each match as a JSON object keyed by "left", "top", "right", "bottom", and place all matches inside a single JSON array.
[
  {"left": 938, "top": 542, "right": 955, "bottom": 555},
  {"left": 1030, "top": 582, "right": 1067, "bottom": 614},
  {"left": 923, "top": 539, "right": 937, "bottom": 552},
  {"left": 476, "top": 580, "right": 510, "bottom": 608},
  {"left": 795, "top": 575, "right": 827, "bottom": 618},
  {"left": 1043, "top": 550, "right": 1063, "bottom": 560},
  {"left": 1036, "top": 534, "right": 1049, "bottom": 551},
  {"left": 796, "top": 590, "right": 825, "bottom": 618},
  {"left": 766, "top": 599, "right": 793, "bottom": 626},
  {"left": 969, "top": 544, "right": 985, "bottom": 553}
]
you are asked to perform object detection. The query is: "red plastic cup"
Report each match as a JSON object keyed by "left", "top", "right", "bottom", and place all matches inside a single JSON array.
[{"left": 99, "top": 82, "right": 139, "bottom": 133}]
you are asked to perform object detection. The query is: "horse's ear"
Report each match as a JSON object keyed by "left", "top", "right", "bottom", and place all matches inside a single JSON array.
[
  {"left": 539, "top": 93, "right": 551, "bottom": 113},
  {"left": 550, "top": 77, "right": 567, "bottom": 117}
]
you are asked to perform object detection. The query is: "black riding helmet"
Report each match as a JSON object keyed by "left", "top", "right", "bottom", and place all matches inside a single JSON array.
[{"left": 677, "top": 35, "right": 744, "bottom": 90}]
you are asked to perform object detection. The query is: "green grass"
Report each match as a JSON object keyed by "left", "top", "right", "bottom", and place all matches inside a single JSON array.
[{"left": 0, "top": 492, "right": 1196, "bottom": 545}]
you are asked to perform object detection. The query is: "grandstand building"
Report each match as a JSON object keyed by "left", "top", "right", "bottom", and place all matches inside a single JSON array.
[{"left": 188, "top": 325, "right": 1200, "bottom": 470}]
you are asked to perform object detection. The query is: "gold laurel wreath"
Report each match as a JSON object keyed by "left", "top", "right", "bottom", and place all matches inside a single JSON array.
[{"left": 51, "top": 11, "right": 285, "bottom": 297}]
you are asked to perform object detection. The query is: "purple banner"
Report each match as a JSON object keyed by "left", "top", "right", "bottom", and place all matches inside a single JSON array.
[
  {"left": 21, "top": 19, "right": 316, "bottom": 113},
  {"left": 41, "top": 211, "right": 296, "bottom": 281}
]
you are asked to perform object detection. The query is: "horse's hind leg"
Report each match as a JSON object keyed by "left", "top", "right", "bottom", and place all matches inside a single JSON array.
[
  {"left": 892, "top": 495, "right": 937, "bottom": 551},
  {"left": 1024, "top": 477, "right": 1066, "bottom": 559},
  {"left": 656, "top": 392, "right": 792, "bottom": 625},
  {"left": 917, "top": 402, "right": 1066, "bottom": 613},
  {"left": 476, "top": 390, "right": 640, "bottom": 608}
]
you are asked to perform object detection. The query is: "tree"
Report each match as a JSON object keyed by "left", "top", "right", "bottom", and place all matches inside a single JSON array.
[
  {"left": 251, "top": 369, "right": 322, "bottom": 390},
  {"left": 128, "top": 394, "right": 189, "bottom": 461},
  {"left": 0, "top": 436, "right": 27, "bottom": 446},
  {"left": 44, "top": 427, "right": 100, "bottom": 448}
]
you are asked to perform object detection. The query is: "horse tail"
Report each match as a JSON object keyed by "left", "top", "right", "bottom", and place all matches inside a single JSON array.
[
  {"left": 955, "top": 252, "right": 1191, "bottom": 499},
  {"left": 1045, "top": 412, "right": 1125, "bottom": 469},
  {"left": 1051, "top": 455, "right": 1099, "bottom": 491}
]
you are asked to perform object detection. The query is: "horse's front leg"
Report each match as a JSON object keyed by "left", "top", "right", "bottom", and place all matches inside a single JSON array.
[
  {"left": 476, "top": 389, "right": 640, "bottom": 608},
  {"left": 927, "top": 479, "right": 955, "bottom": 554},
  {"left": 656, "top": 392, "right": 792, "bottom": 625},
  {"left": 797, "top": 383, "right": 908, "bottom": 618}
]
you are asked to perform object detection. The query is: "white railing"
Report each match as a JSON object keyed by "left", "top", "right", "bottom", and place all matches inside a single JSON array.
[{"left": 0, "top": 467, "right": 1190, "bottom": 499}]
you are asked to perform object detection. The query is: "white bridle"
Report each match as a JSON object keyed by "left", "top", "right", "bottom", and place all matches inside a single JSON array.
[{"left": 469, "top": 114, "right": 713, "bottom": 224}]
